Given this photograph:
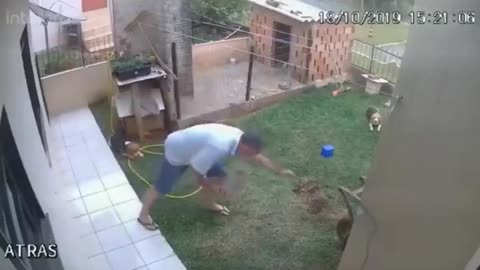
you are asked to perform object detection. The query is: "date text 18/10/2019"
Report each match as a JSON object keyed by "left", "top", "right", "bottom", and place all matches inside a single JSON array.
[{"left": 318, "top": 11, "right": 476, "bottom": 25}]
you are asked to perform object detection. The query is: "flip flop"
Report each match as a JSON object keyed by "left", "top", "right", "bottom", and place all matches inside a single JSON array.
[
  {"left": 137, "top": 218, "right": 159, "bottom": 231},
  {"left": 208, "top": 205, "right": 231, "bottom": 216}
]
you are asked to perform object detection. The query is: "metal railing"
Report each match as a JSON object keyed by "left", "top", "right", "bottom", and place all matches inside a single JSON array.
[
  {"left": 35, "top": 33, "right": 114, "bottom": 77},
  {"left": 351, "top": 39, "right": 403, "bottom": 83}
]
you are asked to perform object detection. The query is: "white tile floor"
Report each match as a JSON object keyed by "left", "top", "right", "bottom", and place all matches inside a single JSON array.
[{"left": 50, "top": 108, "right": 186, "bottom": 270}]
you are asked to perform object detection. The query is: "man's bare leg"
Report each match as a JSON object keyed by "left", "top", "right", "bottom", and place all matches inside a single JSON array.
[{"left": 138, "top": 187, "right": 161, "bottom": 227}]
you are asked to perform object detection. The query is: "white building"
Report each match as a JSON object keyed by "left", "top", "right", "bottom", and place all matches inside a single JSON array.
[{"left": 27, "top": 0, "right": 112, "bottom": 53}]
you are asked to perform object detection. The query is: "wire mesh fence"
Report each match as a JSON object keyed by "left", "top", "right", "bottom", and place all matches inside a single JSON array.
[
  {"left": 351, "top": 39, "right": 403, "bottom": 83},
  {"left": 35, "top": 33, "right": 114, "bottom": 78}
]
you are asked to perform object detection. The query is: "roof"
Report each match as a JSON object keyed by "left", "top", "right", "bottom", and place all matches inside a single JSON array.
[{"left": 247, "top": 0, "right": 329, "bottom": 23}]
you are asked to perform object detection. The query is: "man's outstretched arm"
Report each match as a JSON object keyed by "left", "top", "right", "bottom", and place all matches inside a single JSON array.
[{"left": 249, "top": 154, "right": 296, "bottom": 178}]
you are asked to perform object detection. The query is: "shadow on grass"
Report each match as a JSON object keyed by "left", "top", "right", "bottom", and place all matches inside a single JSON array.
[{"left": 90, "top": 86, "right": 387, "bottom": 270}]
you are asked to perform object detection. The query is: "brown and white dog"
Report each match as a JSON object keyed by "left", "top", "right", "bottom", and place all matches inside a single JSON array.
[
  {"left": 124, "top": 142, "right": 144, "bottom": 160},
  {"left": 109, "top": 124, "right": 144, "bottom": 160},
  {"left": 366, "top": 106, "right": 383, "bottom": 132}
]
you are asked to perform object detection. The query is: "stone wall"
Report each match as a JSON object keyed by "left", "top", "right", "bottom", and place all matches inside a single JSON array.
[
  {"left": 111, "top": 0, "right": 194, "bottom": 97},
  {"left": 193, "top": 37, "right": 251, "bottom": 71}
]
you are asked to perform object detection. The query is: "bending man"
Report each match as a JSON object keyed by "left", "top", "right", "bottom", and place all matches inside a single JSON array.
[{"left": 138, "top": 123, "right": 295, "bottom": 230}]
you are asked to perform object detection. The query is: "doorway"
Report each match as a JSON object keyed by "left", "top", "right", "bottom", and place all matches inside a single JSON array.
[
  {"left": 272, "top": 21, "right": 291, "bottom": 67},
  {"left": 82, "top": 0, "right": 107, "bottom": 12}
]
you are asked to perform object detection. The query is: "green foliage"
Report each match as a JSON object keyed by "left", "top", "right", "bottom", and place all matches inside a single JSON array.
[
  {"left": 191, "top": 0, "right": 248, "bottom": 25},
  {"left": 40, "top": 49, "right": 83, "bottom": 76},
  {"left": 110, "top": 55, "right": 152, "bottom": 73}
]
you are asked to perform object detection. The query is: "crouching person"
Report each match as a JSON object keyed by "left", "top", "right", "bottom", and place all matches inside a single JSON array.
[{"left": 137, "top": 123, "right": 295, "bottom": 230}]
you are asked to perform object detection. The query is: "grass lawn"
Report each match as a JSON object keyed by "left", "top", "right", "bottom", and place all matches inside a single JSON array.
[
  {"left": 90, "top": 86, "right": 387, "bottom": 270},
  {"left": 353, "top": 24, "right": 410, "bottom": 45}
]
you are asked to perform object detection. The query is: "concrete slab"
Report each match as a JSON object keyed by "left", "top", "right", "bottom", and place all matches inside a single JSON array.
[{"left": 182, "top": 61, "right": 305, "bottom": 118}]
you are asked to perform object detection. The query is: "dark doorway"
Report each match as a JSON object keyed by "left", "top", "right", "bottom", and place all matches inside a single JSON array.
[
  {"left": 20, "top": 27, "right": 48, "bottom": 154},
  {"left": 272, "top": 21, "right": 291, "bottom": 67},
  {"left": 0, "top": 108, "right": 63, "bottom": 270}
]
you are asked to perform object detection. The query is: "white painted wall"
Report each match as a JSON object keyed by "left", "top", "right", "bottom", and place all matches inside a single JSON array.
[
  {"left": 28, "top": 0, "right": 82, "bottom": 52},
  {"left": 42, "top": 61, "right": 113, "bottom": 116},
  {"left": 0, "top": 1, "right": 90, "bottom": 269}
]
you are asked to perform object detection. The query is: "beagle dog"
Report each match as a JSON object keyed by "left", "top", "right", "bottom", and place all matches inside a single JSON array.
[{"left": 366, "top": 106, "right": 383, "bottom": 132}]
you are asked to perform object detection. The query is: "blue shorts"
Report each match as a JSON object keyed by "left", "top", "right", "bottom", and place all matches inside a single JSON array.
[{"left": 154, "top": 158, "right": 227, "bottom": 194}]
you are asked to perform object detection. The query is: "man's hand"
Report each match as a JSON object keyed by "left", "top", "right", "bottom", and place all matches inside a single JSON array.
[
  {"left": 279, "top": 169, "right": 296, "bottom": 179},
  {"left": 250, "top": 154, "right": 296, "bottom": 179}
]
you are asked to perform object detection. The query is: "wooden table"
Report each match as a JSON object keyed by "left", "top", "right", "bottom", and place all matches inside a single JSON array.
[
  {"left": 362, "top": 74, "right": 389, "bottom": 95},
  {"left": 114, "top": 66, "right": 167, "bottom": 142}
]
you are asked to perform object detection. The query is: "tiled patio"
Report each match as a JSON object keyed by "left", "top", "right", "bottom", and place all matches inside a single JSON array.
[{"left": 50, "top": 108, "right": 185, "bottom": 270}]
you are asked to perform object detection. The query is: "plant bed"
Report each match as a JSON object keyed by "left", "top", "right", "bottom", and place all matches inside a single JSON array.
[
  {"left": 114, "top": 65, "right": 152, "bottom": 81},
  {"left": 111, "top": 55, "right": 154, "bottom": 81}
]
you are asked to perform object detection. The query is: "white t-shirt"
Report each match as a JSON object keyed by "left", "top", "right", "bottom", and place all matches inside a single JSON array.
[{"left": 164, "top": 123, "right": 243, "bottom": 176}]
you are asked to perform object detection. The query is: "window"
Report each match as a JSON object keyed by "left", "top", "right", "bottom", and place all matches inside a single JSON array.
[
  {"left": 20, "top": 27, "right": 48, "bottom": 154},
  {"left": 0, "top": 108, "right": 60, "bottom": 270}
]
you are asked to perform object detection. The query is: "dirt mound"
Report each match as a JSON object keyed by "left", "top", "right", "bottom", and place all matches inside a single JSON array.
[
  {"left": 307, "top": 193, "right": 328, "bottom": 214},
  {"left": 293, "top": 179, "right": 328, "bottom": 214},
  {"left": 293, "top": 180, "right": 320, "bottom": 194}
]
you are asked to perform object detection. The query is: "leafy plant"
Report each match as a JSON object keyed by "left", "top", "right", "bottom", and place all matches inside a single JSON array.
[
  {"left": 191, "top": 0, "right": 247, "bottom": 25},
  {"left": 110, "top": 55, "right": 152, "bottom": 73},
  {"left": 39, "top": 48, "right": 83, "bottom": 76}
]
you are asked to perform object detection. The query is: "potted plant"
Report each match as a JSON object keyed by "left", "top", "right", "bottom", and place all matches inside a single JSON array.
[{"left": 111, "top": 54, "right": 153, "bottom": 81}]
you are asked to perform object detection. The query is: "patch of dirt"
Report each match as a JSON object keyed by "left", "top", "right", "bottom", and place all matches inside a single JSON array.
[
  {"left": 293, "top": 179, "right": 320, "bottom": 194},
  {"left": 293, "top": 178, "right": 328, "bottom": 215},
  {"left": 307, "top": 193, "right": 328, "bottom": 214}
]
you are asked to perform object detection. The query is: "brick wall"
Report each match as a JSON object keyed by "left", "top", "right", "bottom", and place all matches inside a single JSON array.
[
  {"left": 249, "top": 5, "right": 307, "bottom": 70},
  {"left": 308, "top": 23, "right": 353, "bottom": 82},
  {"left": 249, "top": 4, "right": 353, "bottom": 84}
]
